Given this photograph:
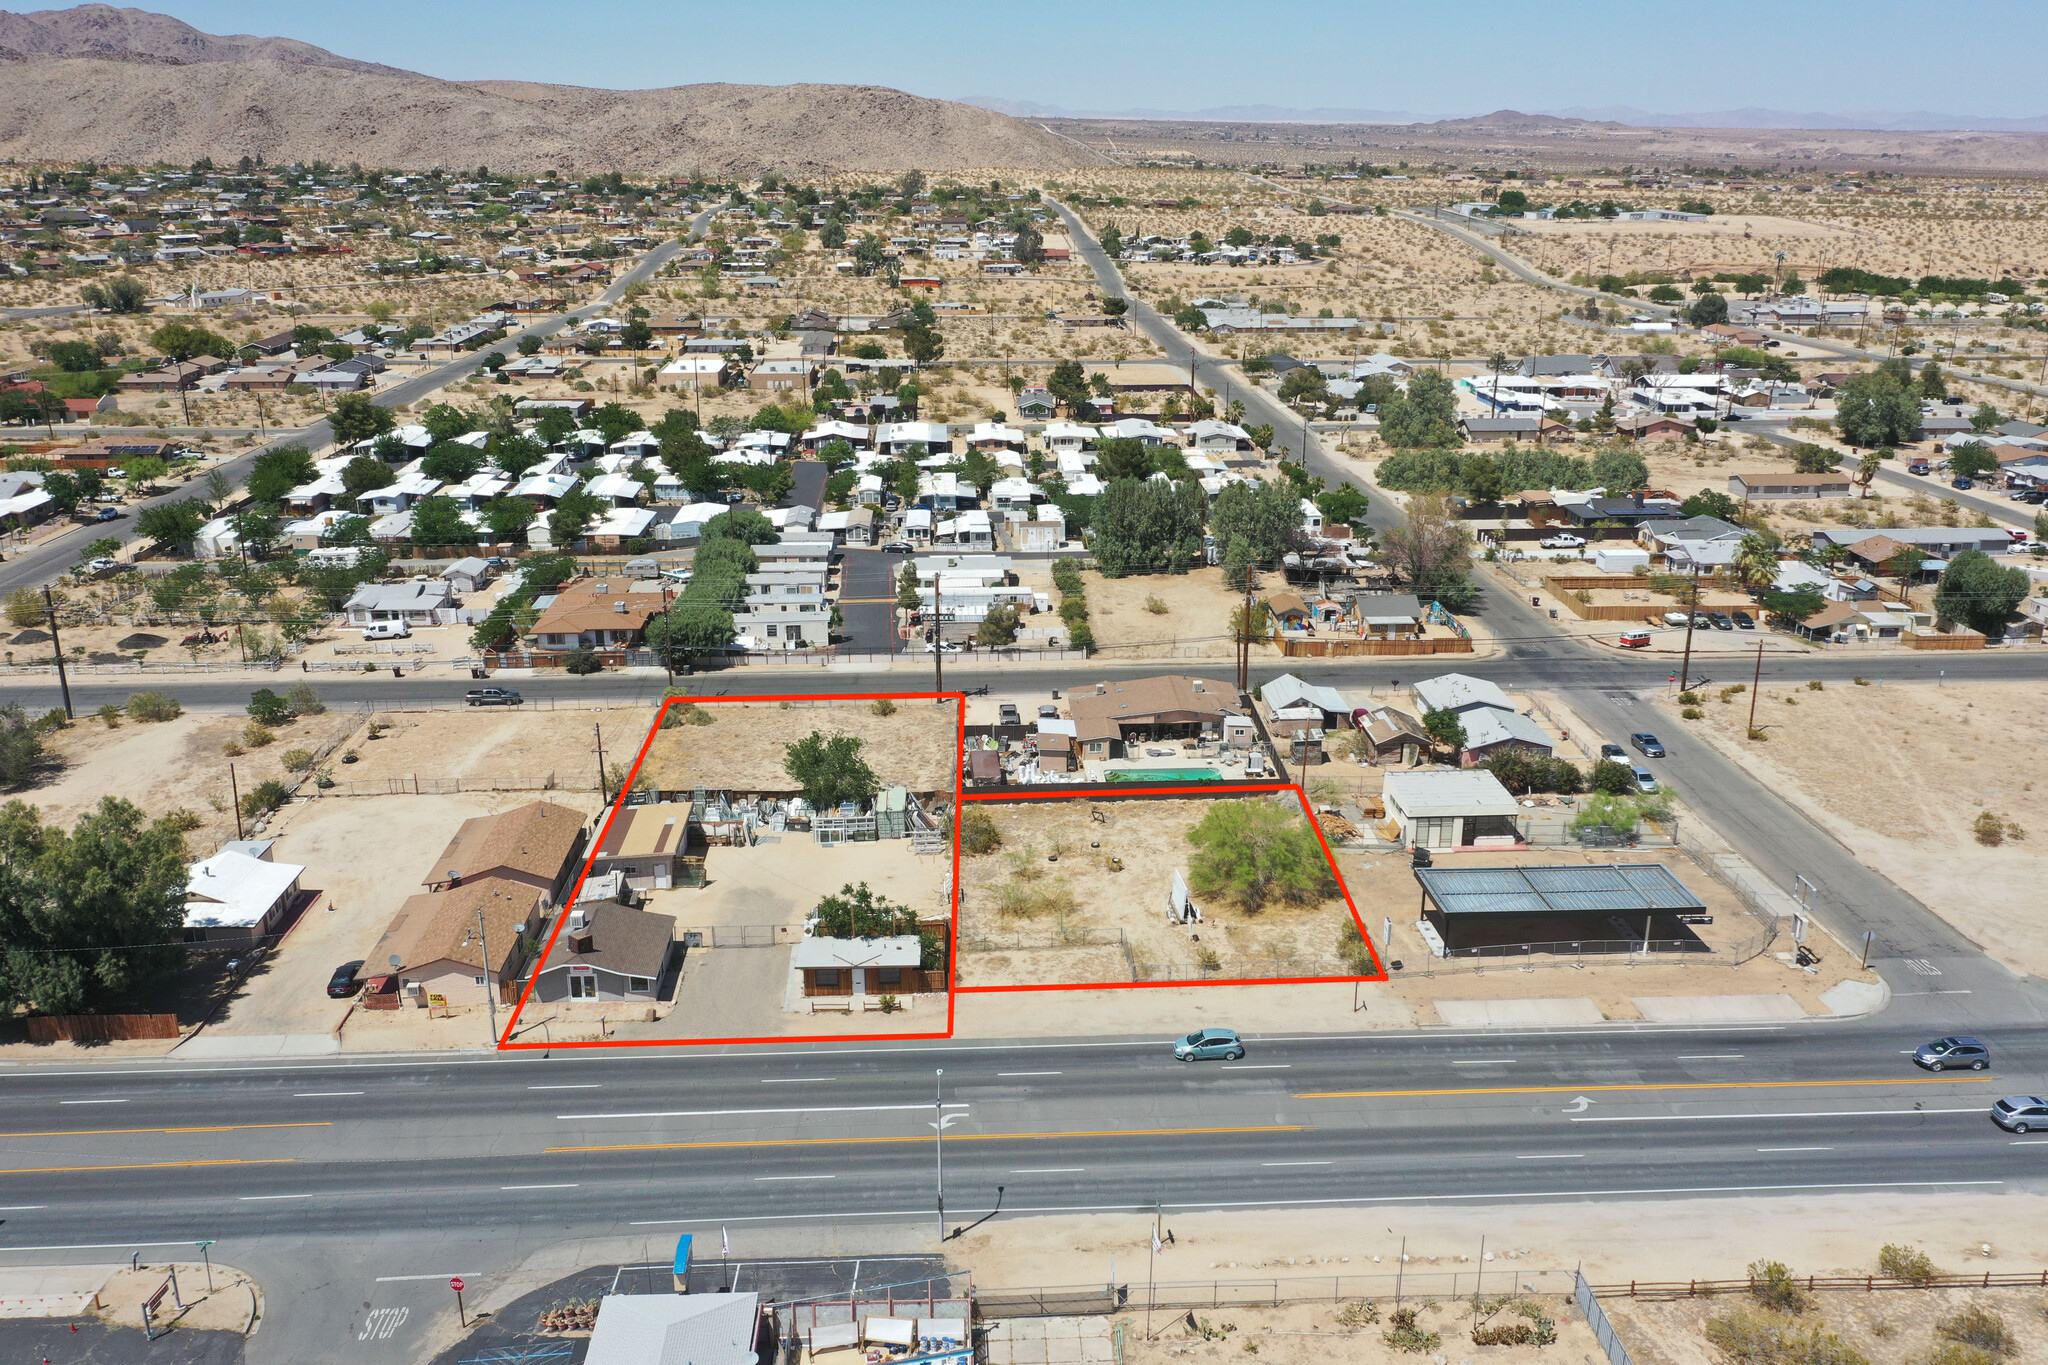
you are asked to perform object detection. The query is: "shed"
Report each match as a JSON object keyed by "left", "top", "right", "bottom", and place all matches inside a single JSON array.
[
  {"left": 1593, "top": 547, "right": 1651, "bottom": 574},
  {"left": 1381, "top": 770, "right": 1522, "bottom": 849},
  {"left": 792, "top": 935, "right": 935, "bottom": 998}
]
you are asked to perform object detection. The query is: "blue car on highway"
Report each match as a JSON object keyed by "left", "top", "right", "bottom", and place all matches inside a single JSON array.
[{"left": 1174, "top": 1028, "right": 1244, "bottom": 1062}]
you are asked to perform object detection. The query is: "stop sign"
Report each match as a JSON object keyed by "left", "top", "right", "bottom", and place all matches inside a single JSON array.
[{"left": 450, "top": 1278, "right": 465, "bottom": 1293}]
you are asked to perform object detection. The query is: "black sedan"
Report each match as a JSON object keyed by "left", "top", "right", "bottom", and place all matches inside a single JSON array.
[{"left": 326, "top": 960, "right": 366, "bottom": 998}]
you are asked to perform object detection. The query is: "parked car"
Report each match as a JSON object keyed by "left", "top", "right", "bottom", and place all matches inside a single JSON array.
[
  {"left": 1632, "top": 766, "right": 1659, "bottom": 794},
  {"left": 1173, "top": 1027, "right": 1245, "bottom": 1062},
  {"left": 1991, "top": 1096, "right": 2048, "bottom": 1133},
  {"left": 1952, "top": 477, "right": 1975, "bottom": 490},
  {"left": 85, "top": 557, "right": 117, "bottom": 574},
  {"left": 1631, "top": 732, "right": 1666, "bottom": 758},
  {"left": 925, "top": 640, "right": 962, "bottom": 654},
  {"left": 1908, "top": 460, "right": 1932, "bottom": 475},
  {"left": 1539, "top": 533, "right": 1586, "bottom": 549},
  {"left": 363, "top": 621, "right": 411, "bottom": 640},
  {"left": 881, "top": 542, "right": 915, "bottom": 553},
  {"left": 1708, "top": 612, "right": 1735, "bottom": 631},
  {"left": 326, "top": 960, "right": 366, "bottom": 998},
  {"left": 1600, "top": 743, "right": 1627, "bottom": 763},
  {"left": 465, "top": 687, "right": 523, "bottom": 707},
  {"left": 1731, "top": 611, "right": 1756, "bottom": 630},
  {"left": 1038, "top": 704, "right": 1060, "bottom": 719},
  {"left": 93, "top": 506, "right": 123, "bottom": 522},
  {"left": 998, "top": 703, "right": 1021, "bottom": 726},
  {"left": 1617, "top": 628, "right": 1651, "bottom": 648},
  {"left": 1915, "top": 1036, "right": 1990, "bottom": 1071}
]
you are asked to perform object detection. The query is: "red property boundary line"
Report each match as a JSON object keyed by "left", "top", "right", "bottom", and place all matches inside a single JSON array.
[
  {"left": 953, "top": 782, "right": 1388, "bottom": 993},
  {"left": 494, "top": 689, "right": 965, "bottom": 1051}
]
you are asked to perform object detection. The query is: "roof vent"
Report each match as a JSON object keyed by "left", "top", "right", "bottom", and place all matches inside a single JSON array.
[
  {"left": 570, "top": 930, "right": 594, "bottom": 954},
  {"left": 614, "top": 601, "right": 627, "bottom": 613}
]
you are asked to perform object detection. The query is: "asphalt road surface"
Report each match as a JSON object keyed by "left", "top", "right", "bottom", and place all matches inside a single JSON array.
[{"left": 1, "top": 1024, "right": 2042, "bottom": 1363}]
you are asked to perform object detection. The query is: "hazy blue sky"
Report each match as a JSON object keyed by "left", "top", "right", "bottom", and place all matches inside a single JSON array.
[{"left": 128, "top": 0, "right": 2048, "bottom": 118}]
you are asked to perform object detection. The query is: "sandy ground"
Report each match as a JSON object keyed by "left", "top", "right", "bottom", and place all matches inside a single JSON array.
[
  {"left": 334, "top": 704, "right": 650, "bottom": 794},
  {"left": 1661, "top": 678, "right": 2048, "bottom": 977},
  {"left": 1110, "top": 1298, "right": 1602, "bottom": 1365},
  {"left": 638, "top": 697, "right": 960, "bottom": 796},
  {"left": 1611, "top": 1284, "right": 2048, "bottom": 1365},
  {"left": 958, "top": 795, "right": 1357, "bottom": 986},
  {"left": 1084, "top": 567, "right": 1255, "bottom": 662},
  {"left": 91, "top": 1263, "right": 260, "bottom": 1334}
]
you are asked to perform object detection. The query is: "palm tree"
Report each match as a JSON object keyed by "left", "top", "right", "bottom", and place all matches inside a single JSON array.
[
  {"left": 1733, "top": 532, "right": 1780, "bottom": 591},
  {"left": 1855, "top": 451, "right": 1882, "bottom": 498}
]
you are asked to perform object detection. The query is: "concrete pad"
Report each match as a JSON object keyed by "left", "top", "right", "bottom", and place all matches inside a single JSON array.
[
  {"left": 1434, "top": 998, "right": 1605, "bottom": 1027},
  {"left": 0, "top": 1265, "right": 118, "bottom": 1318},
  {"left": 1821, "top": 979, "right": 1889, "bottom": 1017},
  {"left": 173, "top": 1032, "right": 340, "bottom": 1058},
  {"left": 1632, "top": 994, "right": 1805, "bottom": 1022}
]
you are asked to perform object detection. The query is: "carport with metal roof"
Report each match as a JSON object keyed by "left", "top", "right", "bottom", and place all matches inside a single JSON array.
[{"left": 1412, "top": 863, "right": 1709, "bottom": 955}]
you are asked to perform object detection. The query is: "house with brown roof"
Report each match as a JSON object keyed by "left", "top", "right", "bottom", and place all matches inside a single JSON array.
[
  {"left": 586, "top": 801, "right": 695, "bottom": 892},
  {"left": 525, "top": 576, "right": 663, "bottom": 652},
  {"left": 1614, "top": 414, "right": 1695, "bottom": 441},
  {"left": 529, "top": 901, "right": 677, "bottom": 1003},
  {"left": 1064, "top": 675, "right": 1244, "bottom": 760},
  {"left": 420, "top": 800, "right": 588, "bottom": 904},
  {"left": 368, "top": 876, "right": 549, "bottom": 1007}
]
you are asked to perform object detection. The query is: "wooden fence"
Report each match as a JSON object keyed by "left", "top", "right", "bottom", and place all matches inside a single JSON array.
[
  {"left": 1590, "top": 1270, "right": 2048, "bottom": 1301},
  {"left": 1904, "top": 630, "right": 1985, "bottom": 651},
  {"left": 1278, "top": 635, "right": 1474, "bottom": 657},
  {"left": 27, "top": 1013, "right": 181, "bottom": 1042}
]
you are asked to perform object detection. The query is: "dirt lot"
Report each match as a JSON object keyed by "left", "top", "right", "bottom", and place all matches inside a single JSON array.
[
  {"left": 1660, "top": 678, "right": 2048, "bottom": 977},
  {"left": 638, "top": 697, "right": 960, "bottom": 796},
  {"left": 1100, "top": 1297, "right": 1600, "bottom": 1365},
  {"left": 957, "top": 794, "right": 1359, "bottom": 987},
  {"left": 338, "top": 703, "right": 648, "bottom": 793},
  {"left": 1084, "top": 566, "right": 1247, "bottom": 662},
  {"left": 1609, "top": 1284, "right": 2048, "bottom": 1365}
]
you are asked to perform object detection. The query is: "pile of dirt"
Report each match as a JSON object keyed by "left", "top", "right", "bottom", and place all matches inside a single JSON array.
[
  {"left": 9, "top": 628, "right": 51, "bottom": 644},
  {"left": 0, "top": 31, "right": 1092, "bottom": 174},
  {"left": 116, "top": 632, "right": 168, "bottom": 649}
]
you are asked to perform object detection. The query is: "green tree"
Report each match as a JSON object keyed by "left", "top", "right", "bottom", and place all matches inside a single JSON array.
[
  {"left": 0, "top": 704, "right": 48, "bottom": 788},
  {"left": 1687, "top": 292, "right": 1729, "bottom": 326},
  {"left": 79, "top": 275, "right": 148, "bottom": 314},
  {"left": 1210, "top": 480, "right": 1301, "bottom": 566},
  {"left": 808, "top": 881, "right": 917, "bottom": 938},
  {"left": 702, "top": 507, "right": 777, "bottom": 545},
  {"left": 246, "top": 688, "right": 294, "bottom": 724},
  {"left": 1590, "top": 447, "right": 1651, "bottom": 492},
  {"left": 1185, "top": 800, "right": 1338, "bottom": 912},
  {"left": 896, "top": 560, "right": 921, "bottom": 609},
  {"left": 1680, "top": 489, "right": 1742, "bottom": 521},
  {"left": 784, "top": 731, "right": 880, "bottom": 810},
  {"left": 135, "top": 499, "right": 208, "bottom": 549},
  {"left": 1173, "top": 305, "right": 1209, "bottom": 331},
  {"left": 480, "top": 495, "right": 536, "bottom": 542},
  {"left": 329, "top": 392, "right": 394, "bottom": 448},
  {"left": 1791, "top": 444, "right": 1841, "bottom": 474},
  {"left": 0, "top": 796, "right": 192, "bottom": 1016},
  {"left": 1421, "top": 707, "right": 1467, "bottom": 754},
  {"left": 41, "top": 471, "right": 82, "bottom": 515},
  {"left": 342, "top": 453, "right": 390, "bottom": 504},
  {"left": 1918, "top": 360, "right": 1948, "bottom": 400},
  {"left": 1934, "top": 549, "right": 2029, "bottom": 636},
  {"left": 46, "top": 340, "right": 102, "bottom": 372},
  {"left": 409, "top": 495, "right": 474, "bottom": 548},
  {"left": 1590, "top": 760, "right": 1636, "bottom": 796},
  {"left": 1090, "top": 478, "right": 1206, "bottom": 577},
  {"left": 148, "top": 322, "right": 234, "bottom": 362},
  {"left": 1459, "top": 452, "right": 1505, "bottom": 505},
  {"left": 1834, "top": 373, "right": 1920, "bottom": 447},
  {"left": 1378, "top": 495, "right": 1474, "bottom": 610},
  {"left": 244, "top": 445, "right": 317, "bottom": 504},
  {"left": 1948, "top": 442, "right": 1999, "bottom": 480},
  {"left": 421, "top": 402, "right": 474, "bottom": 444},
  {"left": 1316, "top": 482, "right": 1370, "bottom": 528},
  {"left": 420, "top": 441, "right": 486, "bottom": 484},
  {"left": 1734, "top": 532, "right": 1782, "bottom": 590},
  {"left": 1377, "top": 369, "right": 1460, "bottom": 448},
  {"left": 975, "top": 603, "right": 1021, "bottom": 647},
  {"left": 1969, "top": 402, "right": 2004, "bottom": 434}
]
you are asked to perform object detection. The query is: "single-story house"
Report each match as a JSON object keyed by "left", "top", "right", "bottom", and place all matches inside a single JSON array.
[
  {"left": 183, "top": 846, "right": 306, "bottom": 943},
  {"left": 1261, "top": 673, "right": 1352, "bottom": 729},
  {"left": 343, "top": 579, "right": 454, "bottom": 627},
  {"left": 1457, "top": 706, "right": 1555, "bottom": 767},
  {"left": 439, "top": 556, "right": 493, "bottom": 594},
  {"left": 584, "top": 1293, "right": 765, "bottom": 1365},
  {"left": 586, "top": 801, "right": 694, "bottom": 891},
  {"left": 1351, "top": 593, "right": 1426, "bottom": 640},
  {"left": 525, "top": 576, "right": 663, "bottom": 651},
  {"left": 793, "top": 935, "right": 938, "bottom": 998},
  {"left": 528, "top": 901, "right": 677, "bottom": 1004},
  {"left": 1729, "top": 473, "right": 1852, "bottom": 500},
  {"left": 420, "top": 800, "right": 588, "bottom": 904},
  {"left": 369, "top": 876, "right": 547, "bottom": 1008},
  {"left": 1381, "top": 770, "right": 1524, "bottom": 850},
  {"left": 1613, "top": 414, "right": 1695, "bottom": 441},
  {"left": 1066, "top": 675, "right": 1244, "bottom": 760},
  {"left": 1353, "top": 705, "right": 1432, "bottom": 766},
  {"left": 1412, "top": 672, "right": 1514, "bottom": 718}
]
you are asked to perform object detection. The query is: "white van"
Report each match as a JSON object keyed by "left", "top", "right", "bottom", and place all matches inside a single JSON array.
[{"left": 363, "top": 621, "right": 412, "bottom": 640}]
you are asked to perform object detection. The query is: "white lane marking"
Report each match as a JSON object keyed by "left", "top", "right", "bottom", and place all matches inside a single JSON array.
[
  {"left": 294, "top": 1091, "right": 363, "bottom": 1097},
  {"left": 1260, "top": 1161, "right": 1331, "bottom": 1167},
  {"left": 0, "top": 1206, "right": 46, "bottom": 1211},
  {"left": 1515, "top": 1154, "right": 1584, "bottom": 1160},
  {"left": 622, "top": 1179, "right": 2006, "bottom": 1228},
  {"left": 755, "top": 1175, "right": 834, "bottom": 1182},
  {"left": 761, "top": 1078, "right": 834, "bottom": 1084},
  {"left": 998, "top": 1071, "right": 1062, "bottom": 1077},
  {"left": 1574, "top": 1107, "right": 1981, "bottom": 1123},
  {"left": 1895, "top": 990, "right": 1973, "bottom": 996},
  {"left": 1452, "top": 1059, "right": 1517, "bottom": 1065},
  {"left": 0, "top": 1241, "right": 207, "bottom": 1251},
  {"left": 501, "top": 1184, "right": 579, "bottom": 1190},
  {"left": 560, "top": 1103, "right": 969, "bottom": 1120},
  {"left": 1677, "top": 1055, "right": 1745, "bottom": 1060},
  {"left": 528, "top": 1084, "right": 602, "bottom": 1090},
  {"left": 1010, "top": 1168, "right": 1085, "bottom": 1174},
  {"left": 57, "top": 1099, "right": 126, "bottom": 1105},
  {"left": 2010, "top": 1140, "right": 2048, "bottom": 1146},
  {"left": 1757, "top": 1146, "right": 1833, "bottom": 1152},
  {"left": 239, "top": 1194, "right": 313, "bottom": 1201},
  {"left": 1220, "top": 1064, "right": 1291, "bottom": 1070},
  {"left": 374, "top": 1274, "right": 482, "bottom": 1282}
]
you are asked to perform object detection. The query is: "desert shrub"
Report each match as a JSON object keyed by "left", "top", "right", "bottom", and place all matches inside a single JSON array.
[
  {"left": 1706, "top": 1307, "right": 1864, "bottom": 1365},
  {"left": 161, "top": 807, "right": 204, "bottom": 832},
  {"left": 1718, "top": 683, "right": 1747, "bottom": 702},
  {"left": 1472, "top": 1322, "right": 1534, "bottom": 1346},
  {"left": 870, "top": 697, "right": 897, "bottom": 716},
  {"left": 246, "top": 687, "right": 293, "bottom": 724},
  {"left": 126, "top": 690, "right": 182, "bottom": 722},
  {"left": 1747, "top": 1260, "right": 1810, "bottom": 1314},
  {"left": 1677, "top": 690, "right": 1700, "bottom": 705},
  {"left": 278, "top": 748, "right": 316, "bottom": 773},
  {"left": 1335, "top": 1301, "right": 1379, "bottom": 1327},
  {"left": 958, "top": 806, "right": 1001, "bottom": 855},
  {"left": 221, "top": 739, "right": 244, "bottom": 757},
  {"left": 660, "top": 699, "right": 715, "bottom": 728},
  {"left": 1937, "top": 1306, "right": 2015, "bottom": 1356},
  {"left": 1853, "top": 676, "right": 1870, "bottom": 686},
  {"left": 1975, "top": 811, "right": 2008, "bottom": 846},
  {"left": 96, "top": 702, "right": 122, "bottom": 728},
  {"left": 1807, "top": 679, "right": 1824, "bottom": 691},
  {"left": 1338, "top": 918, "right": 1378, "bottom": 971},
  {"left": 1925, "top": 1345, "right": 1996, "bottom": 1365},
  {"left": 242, "top": 721, "right": 275, "bottom": 748},
  {"left": 284, "top": 682, "right": 326, "bottom": 714},
  {"left": 563, "top": 647, "right": 602, "bottom": 675},
  {"left": 1382, "top": 1308, "right": 1440, "bottom": 1354},
  {"left": 1682, "top": 706, "right": 1705, "bottom": 719},
  {"left": 238, "top": 778, "right": 290, "bottom": 818},
  {"left": 1186, "top": 799, "right": 1337, "bottom": 911},
  {"left": 1145, "top": 594, "right": 1169, "bottom": 614},
  {"left": 1876, "top": 1243, "right": 1939, "bottom": 1285}
]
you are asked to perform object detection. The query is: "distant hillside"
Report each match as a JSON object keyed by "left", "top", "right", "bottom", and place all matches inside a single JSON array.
[{"left": 0, "top": 5, "right": 1092, "bottom": 173}]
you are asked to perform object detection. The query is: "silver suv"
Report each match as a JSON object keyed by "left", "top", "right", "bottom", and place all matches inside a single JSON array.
[
  {"left": 1914, "top": 1036, "right": 1989, "bottom": 1071},
  {"left": 1992, "top": 1096, "right": 2048, "bottom": 1133}
]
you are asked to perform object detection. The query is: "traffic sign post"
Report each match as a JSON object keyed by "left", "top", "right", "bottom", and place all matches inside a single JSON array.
[
  {"left": 451, "top": 1276, "right": 466, "bottom": 1327},
  {"left": 196, "top": 1239, "right": 215, "bottom": 1292}
]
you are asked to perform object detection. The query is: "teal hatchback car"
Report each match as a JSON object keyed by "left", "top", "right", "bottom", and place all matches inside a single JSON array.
[{"left": 1174, "top": 1028, "right": 1245, "bottom": 1062}]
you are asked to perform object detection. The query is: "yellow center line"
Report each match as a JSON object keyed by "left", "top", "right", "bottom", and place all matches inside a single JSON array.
[
  {"left": 0, "top": 1158, "right": 297, "bottom": 1176},
  {"left": 0, "top": 1122, "right": 333, "bottom": 1138},
  {"left": 1297, "top": 1077, "right": 1996, "bottom": 1100},
  {"left": 546, "top": 1123, "right": 1305, "bottom": 1155}
]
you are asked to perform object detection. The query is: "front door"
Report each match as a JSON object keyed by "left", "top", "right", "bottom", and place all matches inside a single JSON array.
[
  {"left": 569, "top": 973, "right": 597, "bottom": 1000},
  {"left": 850, "top": 968, "right": 867, "bottom": 997}
]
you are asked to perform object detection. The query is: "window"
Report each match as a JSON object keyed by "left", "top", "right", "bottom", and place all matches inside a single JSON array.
[
  {"left": 877, "top": 967, "right": 903, "bottom": 986},
  {"left": 814, "top": 969, "right": 841, "bottom": 988},
  {"left": 629, "top": 978, "right": 651, "bottom": 992},
  {"left": 767, "top": 624, "right": 779, "bottom": 637},
  {"left": 473, "top": 975, "right": 486, "bottom": 987},
  {"left": 569, "top": 974, "right": 596, "bottom": 999}
]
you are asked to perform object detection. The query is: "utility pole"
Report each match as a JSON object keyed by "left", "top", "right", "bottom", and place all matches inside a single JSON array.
[
  {"left": 932, "top": 573, "right": 944, "bottom": 697},
  {"left": 1746, "top": 640, "right": 1764, "bottom": 734},
  {"left": 594, "top": 722, "right": 608, "bottom": 802},
  {"left": 43, "top": 586, "right": 72, "bottom": 719},
  {"left": 1677, "top": 562, "right": 1701, "bottom": 692},
  {"left": 471, "top": 906, "right": 498, "bottom": 1045},
  {"left": 933, "top": 1068, "right": 946, "bottom": 1243},
  {"left": 229, "top": 763, "right": 243, "bottom": 840},
  {"left": 1237, "top": 571, "right": 1253, "bottom": 693}
]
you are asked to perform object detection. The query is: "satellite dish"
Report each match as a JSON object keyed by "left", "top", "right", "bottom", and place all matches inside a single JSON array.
[{"left": 388, "top": 955, "right": 402, "bottom": 969}]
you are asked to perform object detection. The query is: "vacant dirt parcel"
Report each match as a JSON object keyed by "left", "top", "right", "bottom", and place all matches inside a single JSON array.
[
  {"left": 638, "top": 697, "right": 961, "bottom": 795},
  {"left": 957, "top": 793, "right": 1362, "bottom": 987}
]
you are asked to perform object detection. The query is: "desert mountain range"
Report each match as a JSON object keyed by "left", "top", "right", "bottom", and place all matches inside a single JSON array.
[{"left": 0, "top": 4, "right": 1093, "bottom": 174}]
